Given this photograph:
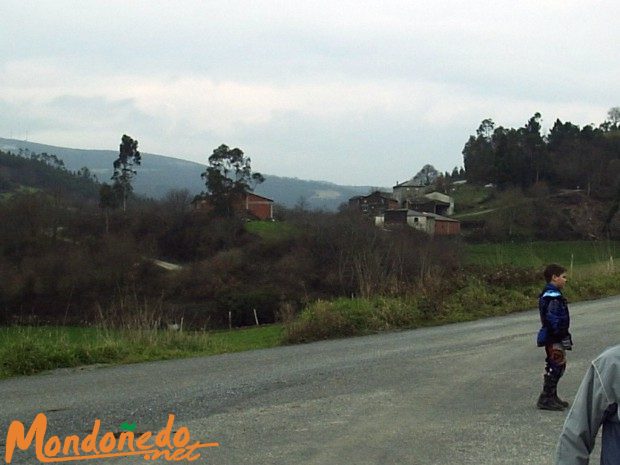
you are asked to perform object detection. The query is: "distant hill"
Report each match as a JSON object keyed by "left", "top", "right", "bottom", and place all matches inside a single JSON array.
[
  {"left": 0, "top": 138, "right": 379, "bottom": 210},
  {"left": 0, "top": 150, "right": 100, "bottom": 201}
]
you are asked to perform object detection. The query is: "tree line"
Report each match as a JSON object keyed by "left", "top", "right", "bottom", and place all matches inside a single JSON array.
[
  {"left": 462, "top": 107, "right": 620, "bottom": 198},
  {"left": 0, "top": 149, "right": 99, "bottom": 201}
]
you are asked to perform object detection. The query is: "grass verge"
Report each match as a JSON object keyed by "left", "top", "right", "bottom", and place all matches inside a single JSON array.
[
  {"left": 283, "top": 267, "right": 620, "bottom": 344},
  {"left": 4, "top": 244, "right": 620, "bottom": 379},
  {"left": 0, "top": 325, "right": 283, "bottom": 379}
]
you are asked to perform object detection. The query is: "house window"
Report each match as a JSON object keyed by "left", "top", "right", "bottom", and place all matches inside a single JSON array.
[{"left": 413, "top": 217, "right": 419, "bottom": 222}]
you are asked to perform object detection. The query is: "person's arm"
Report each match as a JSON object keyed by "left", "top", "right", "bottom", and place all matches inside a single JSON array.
[
  {"left": 546, "top": 299, "right": 569, "bottom": 338},
  {"left": 555, "top": 363, "right": 613, "bottom": 465}
]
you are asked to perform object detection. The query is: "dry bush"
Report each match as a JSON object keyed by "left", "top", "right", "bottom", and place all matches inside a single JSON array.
[
  {"left": 474, "top": 264, "right": 540, "bottom": 287},
  {"left": 292, "top": 211, "right": 462, "bottom": 298},
  {"left": 95, "top": 292, "right": 165, "bottom": 331},
  {"left": 172, "top": 248, "right": 246, "bottom": 300}
]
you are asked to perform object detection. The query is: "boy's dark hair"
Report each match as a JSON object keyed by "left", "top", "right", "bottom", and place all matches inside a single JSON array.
[{"left": 544, "top": 264, "right": 566, "bottom": 283}]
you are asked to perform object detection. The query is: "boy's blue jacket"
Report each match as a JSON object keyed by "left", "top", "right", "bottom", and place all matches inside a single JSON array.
[{"left": 537, "top": 283, "right": 571, "bottom": 346}]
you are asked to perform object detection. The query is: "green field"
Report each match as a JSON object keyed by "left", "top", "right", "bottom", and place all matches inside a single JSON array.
[
  {"left": 464, "top": 240, "right": 620, "bottom": 269},
  {"left": 244, "top": 220, "right": 299, "bottom": 241}
]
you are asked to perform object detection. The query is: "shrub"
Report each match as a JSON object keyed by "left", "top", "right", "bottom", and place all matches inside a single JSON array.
[
  {"left": 212, "top": 289, "right": 281, "bottom": 327},
  {"left": 440, "top": 277, "right": 532, "bottom": 321},
  {"left": 283, "top": 297, "right": 421, "bottom": 343},
  {"left": 566, "top": 270, "right": 620, "bottom": 301},
  {"left": 471, "top": 264, "right": 541, "bottom": 287}
]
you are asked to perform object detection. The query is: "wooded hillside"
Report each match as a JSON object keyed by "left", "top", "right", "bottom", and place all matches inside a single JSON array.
[{"left": 462, "top": 110, "right": 620, "bottom": 198}]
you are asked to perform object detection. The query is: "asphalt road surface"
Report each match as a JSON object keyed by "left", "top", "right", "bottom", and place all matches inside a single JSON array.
[{"left": 2, "top": 295, "right": 619, "bottom": 465}]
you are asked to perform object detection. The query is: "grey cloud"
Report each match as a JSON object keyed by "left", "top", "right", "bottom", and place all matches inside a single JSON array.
[
  {"left": 1, "top": 1, "right": 618, "bottom": 185},
  {"left": 47, "top": 95, "right": 135, "bottom": 112},
  {"left": 226, "top": 109, "right": 465, "bottom": 186}
]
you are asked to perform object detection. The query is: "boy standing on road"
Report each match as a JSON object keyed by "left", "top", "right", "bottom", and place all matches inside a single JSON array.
[{"left": 536, "top": 264, "right": 573, "bottom": 411}]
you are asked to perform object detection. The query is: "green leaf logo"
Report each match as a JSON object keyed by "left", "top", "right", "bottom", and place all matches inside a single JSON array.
[{"left": 119, "top": 421, "right": 137, "bottom": 432}]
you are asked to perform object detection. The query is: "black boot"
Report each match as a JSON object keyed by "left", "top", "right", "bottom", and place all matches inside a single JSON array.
[
  {"left": 549, "top": 370, "right": 570, "bottom": 408},
  {"left": 537, "top": 375, "right": 565, "bottom": 411},
  {"left": 553, "top": 387, "right": 570, "bottom": 408}
]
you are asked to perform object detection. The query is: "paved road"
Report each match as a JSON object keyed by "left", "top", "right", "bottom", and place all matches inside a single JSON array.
[{"left": 2, "top": 296, "right": 619, "bottom": 464}]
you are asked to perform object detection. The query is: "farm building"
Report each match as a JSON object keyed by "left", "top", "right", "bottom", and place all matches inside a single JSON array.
[
  {"left": 377, "top": 209, "right": 460, "bottom": 236},
  {"left": 392, "top": 180, "right": 455, "bottom": 216},
  {"left": 242, "top": 192, "right": 274, "bottom": 220},
  {"left": 348, "top": 191, "right": 398, "bottom": 216},
  {"left": 192, "top": 192, "right": 274, "bottom": 220},
  {"left": 406, "top": 191, "right": 454, "bottom": 216},
  {"left": 392, "top": 179, "right": 427, "bottom": 207}
]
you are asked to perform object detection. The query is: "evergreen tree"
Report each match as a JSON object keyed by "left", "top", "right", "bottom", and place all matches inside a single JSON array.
[
  {"left": 111, "top": 134, "right": 141, "bottom": 211},
  {"left": 200, "top": 144, "right": 264, "bottom": 217}
]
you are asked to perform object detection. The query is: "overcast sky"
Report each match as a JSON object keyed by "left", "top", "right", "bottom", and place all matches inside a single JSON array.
[{"left": 1, "top": 1, "right": 618, "bottom": 186}]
